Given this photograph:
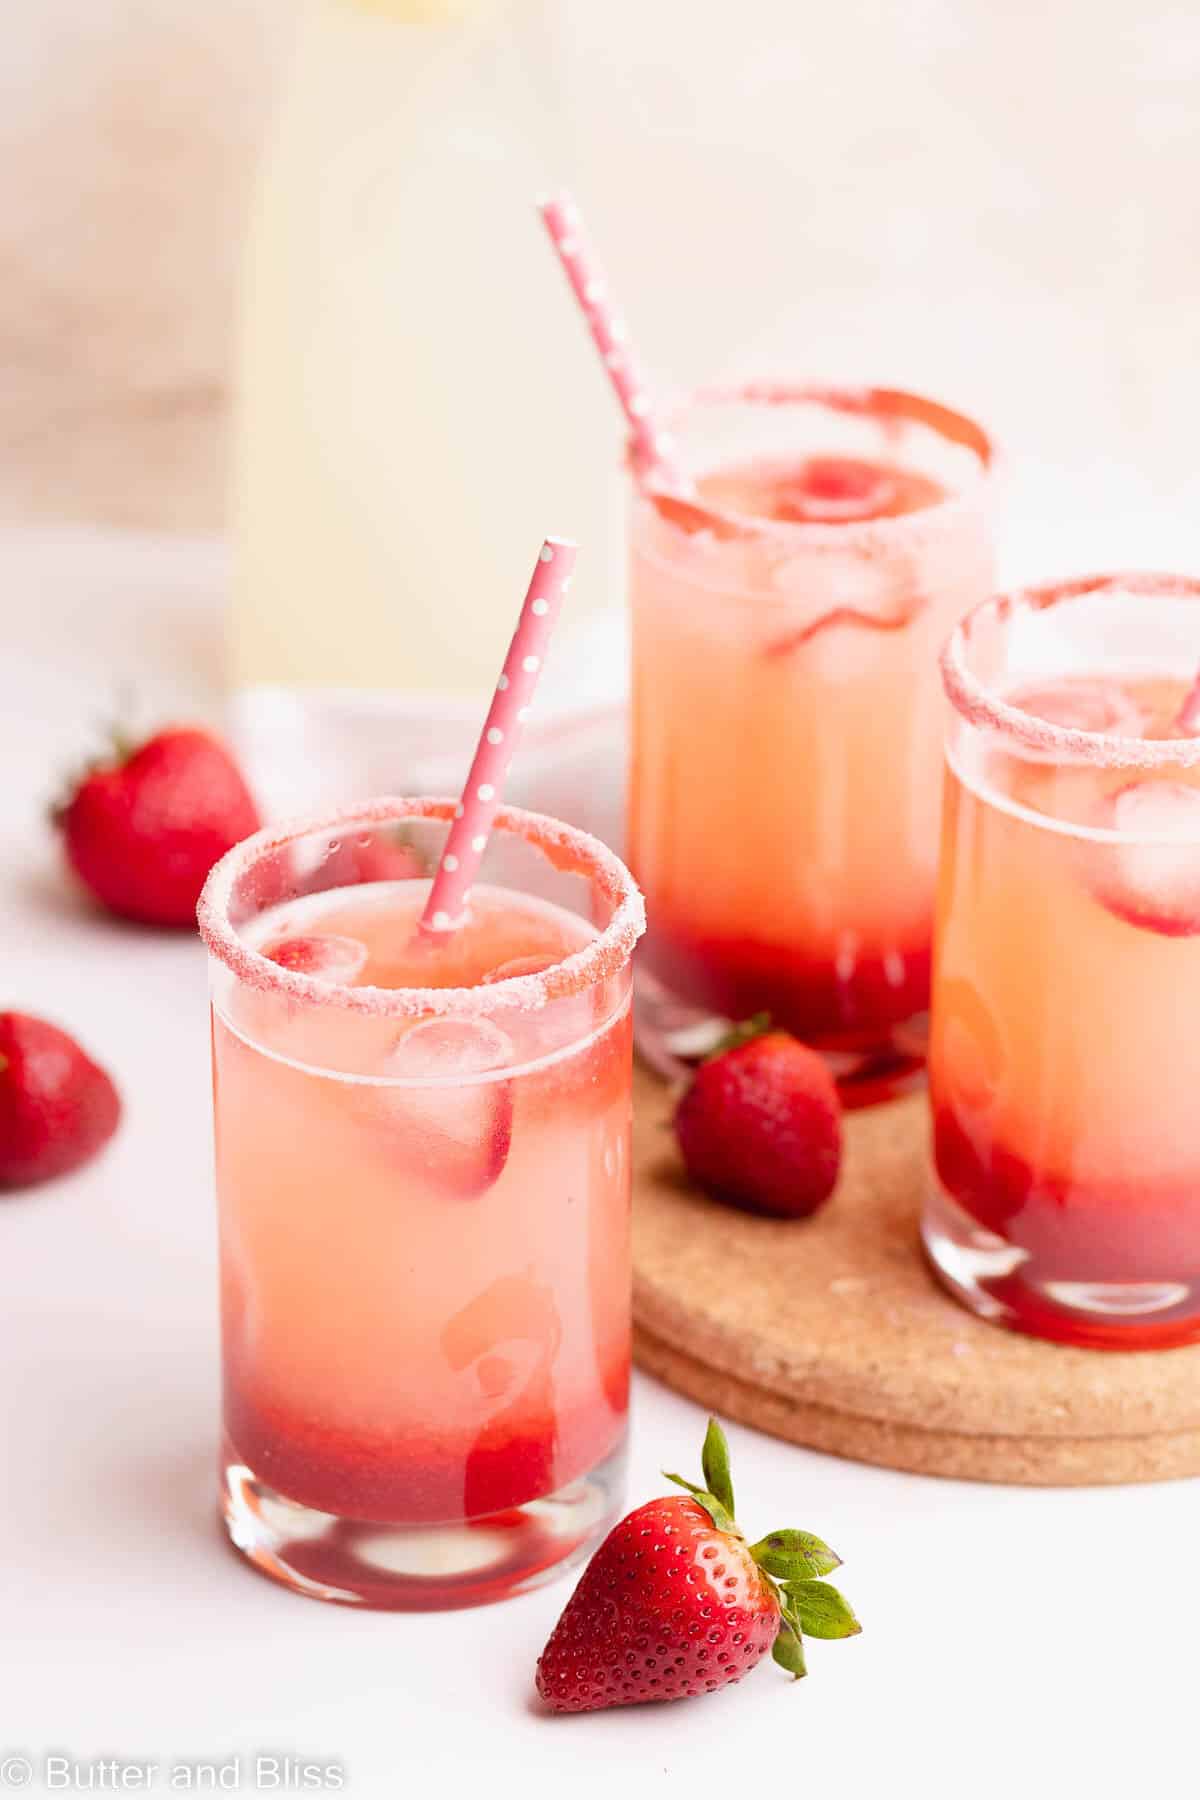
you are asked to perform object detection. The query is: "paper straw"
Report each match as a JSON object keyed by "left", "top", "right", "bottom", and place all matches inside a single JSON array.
[
  {"left": 538, "top": 191, "right": 688, "bottom": 490},
  {"left": 419, "top": 536, "right": 578, "bottom": 935}
]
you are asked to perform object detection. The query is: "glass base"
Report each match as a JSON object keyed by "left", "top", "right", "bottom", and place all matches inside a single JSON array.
[
  {"left": 220, "top": 1435, "right": 626, "bottom": 1610},
  {"left": 923, "top": 1182, "right": 1200, "bottom": 1350},
  {"left": 634, "top": 968, "right": 926, "bottom": 1110}
]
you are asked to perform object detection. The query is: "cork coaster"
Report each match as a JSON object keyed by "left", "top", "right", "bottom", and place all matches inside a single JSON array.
[{"left": 631, "top": 1064, "right": 1200, "bottom": 1485}]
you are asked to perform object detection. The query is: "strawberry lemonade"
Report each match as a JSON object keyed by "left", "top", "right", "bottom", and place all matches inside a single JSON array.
[
  {"left": 629, "top": 385, "right": 994, "bottom": 1103},
  {"left": 926, "top": 574, "right": 1200, "bottom": 1348},
  {"left": 199, "top": 799, "right": 644, "bottom": 1608}
]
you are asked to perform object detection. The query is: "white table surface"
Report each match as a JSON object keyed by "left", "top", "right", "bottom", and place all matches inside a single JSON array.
[{"left": 4, "top": 521, "right": 1199, "bottom": 1800}]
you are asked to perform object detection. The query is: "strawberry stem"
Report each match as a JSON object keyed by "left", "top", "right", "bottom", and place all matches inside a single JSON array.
[
  {"left": 668, "top": 1417, "right": 861, "bottom": 1683},
  {"left": 772, "top": 1619, "right": 808, "bottom": 1680},
  {"left": 706, "top": 1013, "right": 772, "bottom": 1061},
  {"left": 700, "top": 1416, "right": 735, "bottom": 1515},
  {"left": 661, "top": 1468, "right": 739, "bottom": 1538}
]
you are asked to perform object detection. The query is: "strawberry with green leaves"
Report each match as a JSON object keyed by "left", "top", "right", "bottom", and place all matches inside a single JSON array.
[
  {"left": 673, "top": 1017, "right": 842, "bottom": 1220},
  {"left": 536, "top": 1418, "right": 859, "bottom": 1711},
  {"left": 55, "top": 724, "right": 260, "bottom": 928}
]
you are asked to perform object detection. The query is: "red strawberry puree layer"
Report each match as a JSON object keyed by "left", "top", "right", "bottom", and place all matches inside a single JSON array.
[
  {"left": 934, "top": 1104, "right": 1200, "bottom": 1287},
  {"left": 642, "top": 921, "right": 931, "bottom": 1046},
  {"left": 224, "top": 1366, "right": 629, "bottom": 1525}
]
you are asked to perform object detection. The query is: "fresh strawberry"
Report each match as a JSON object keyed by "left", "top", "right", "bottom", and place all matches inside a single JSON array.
[
  {"left": 536, "top": 1418, "right": 859, "bottom": 1711},
  {"left": 0, "top": 1012, "right": 120, "bottom": 1189},
  {"left": 56, "top": 726, "right": 260, "bottom": 927},
  {"left": 674, "top": 1020, "right": 842, "bottom": 1219}
]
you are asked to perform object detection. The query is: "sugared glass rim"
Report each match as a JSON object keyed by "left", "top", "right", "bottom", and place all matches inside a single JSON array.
[
  {"left": 942, "top": 571, "right": 1200, "bottom": 769},
  {"left": 197, "top": 796, "right": 645, "bottom": 1017},
  {"left": 629, "top": 381, "right": 994, "bottom": 548}
]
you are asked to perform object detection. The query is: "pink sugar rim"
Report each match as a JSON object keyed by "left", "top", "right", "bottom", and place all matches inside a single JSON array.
[
  {"left": 942, "top": 571, "right": 1200, "bottom": 769},
  {"left": 630, "top": 380, "right": 995, "bottom": 549},
  {"left": 197, "top": 796, "right": 646, "bottom": 1018}
]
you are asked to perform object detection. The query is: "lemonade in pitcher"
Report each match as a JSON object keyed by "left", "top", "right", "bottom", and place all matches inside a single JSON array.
[{"left": 232, "top": 0, "right": 618, "bottom": 788}]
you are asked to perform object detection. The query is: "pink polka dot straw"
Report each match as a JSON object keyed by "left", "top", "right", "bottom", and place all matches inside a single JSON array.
[
  {"left": 419, "top": 536, "right": 579, "bottom": 936},
  {"left": 538, "top": 191, "right": 688, "bottom": 492}
]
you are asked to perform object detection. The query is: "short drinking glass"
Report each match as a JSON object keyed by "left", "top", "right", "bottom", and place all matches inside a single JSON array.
[
  {"left": 199, "top": 798, "right": 644, "bottom": 1606},
  {"left": 926, "top": 573, "right": 1200, "bottom": 1348},
  {"left": 628, "top": 383, "right": 994, "bottom": 1104}
]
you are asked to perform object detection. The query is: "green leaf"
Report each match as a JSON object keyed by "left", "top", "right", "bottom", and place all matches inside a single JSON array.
[
  {"left": 662, "top": 1474, "right": 738, "bottom": 1537},
  {"left": 783, "top": 1579, "right": 862, "bottom": 1640},
  {"left": 700, "top": 1418, "right": 735, "bottom": 1517},
  {"left": 663, "top": 1469, "right": 705, "bottom": 1498},
  {"left": 771, "top": 1620, "right": 808, "bottom": 1680},
  {"left": 707, "top": 1013, "right": 772, "bottom": 1061},
  {"left": 750, "top": 1529, "right": 842, "bottom": 1580}
]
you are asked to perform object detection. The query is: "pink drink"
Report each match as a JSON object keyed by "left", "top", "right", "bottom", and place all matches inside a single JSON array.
[
  {"left": 199, "top": 799, "right": 644, "bottom": 1608},
  {"left": 629, "top": 385, "right": 993, "bottom": 1103},
  {"left": 926, "top": 574, "right": 1200, "bottom": 1348}
]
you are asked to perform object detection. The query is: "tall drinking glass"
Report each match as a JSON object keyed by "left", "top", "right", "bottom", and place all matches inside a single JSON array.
[
  {"left": 199, "top": 798, "right": 644, "bottom": 1607},
  {"left": 628, "top": 384, "right": 994, "bottom": 1104},
  {"left": 926, "top": 572, "right": 1200, "bottom": 1348}
]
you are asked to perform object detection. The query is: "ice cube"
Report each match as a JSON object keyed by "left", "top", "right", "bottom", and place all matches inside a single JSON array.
[
  {"left": 1092, "top": 780, "right": 1200, "bottom": 936},
  {"left": 375, "top": 1018, "right": 515, "bottom": 1199},
  {"left": 384, "top": 1016, "right": 514, "bottom": 1079}
]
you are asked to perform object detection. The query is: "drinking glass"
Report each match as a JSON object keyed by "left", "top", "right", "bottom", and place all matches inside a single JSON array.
[
  {"left": 926, "top": 572, "right": 1200, "bottom": 1347},
  {"left": 199, "top": 797, "right": 644, "bottom": 1606},
  {"left": 628, "top": 383, "right": 993, "bottom": 1104}
]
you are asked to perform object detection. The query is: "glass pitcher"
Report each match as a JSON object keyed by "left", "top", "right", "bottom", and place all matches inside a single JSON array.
[{"left": 230, "top": 0, "right": 620, "bottom": 810}]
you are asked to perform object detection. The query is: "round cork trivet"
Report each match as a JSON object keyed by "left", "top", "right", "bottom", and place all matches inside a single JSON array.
[{"left": 631, "top": 1064, "right": 1200, "bottom": 1485}]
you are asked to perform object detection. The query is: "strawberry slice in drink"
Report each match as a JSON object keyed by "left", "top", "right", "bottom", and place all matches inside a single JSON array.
[
  {"left": 234, "top": 933, "right": 371, "bottom": 1054},
  {"left": 1090, "top": 780, "right": 1200, "bottom": 937},
  {"left": 261, "top": 934, "right": 369, "bottom": 982},
  {"left": 773, "top": 456, "right": 899, "bottom": 523},
  {"left": 379, "top": 1017, "right": 515, "bottom": 1199}
]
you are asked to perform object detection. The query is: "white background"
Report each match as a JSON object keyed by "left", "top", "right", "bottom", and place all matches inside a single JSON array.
[
  {"left": 2, "top": 527, "right": 1198, "bottom": 1797},
  {"left": 4, "top": 0, "right": 1200, "bottom": 533},
  {"left": 5, "top": 3, "right": 1200, "bottom": 1790}
]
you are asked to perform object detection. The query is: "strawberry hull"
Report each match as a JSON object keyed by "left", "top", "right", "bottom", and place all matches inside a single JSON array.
[{"left": 535, "top": 1420, "right": 862, "bottom": 1710}]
